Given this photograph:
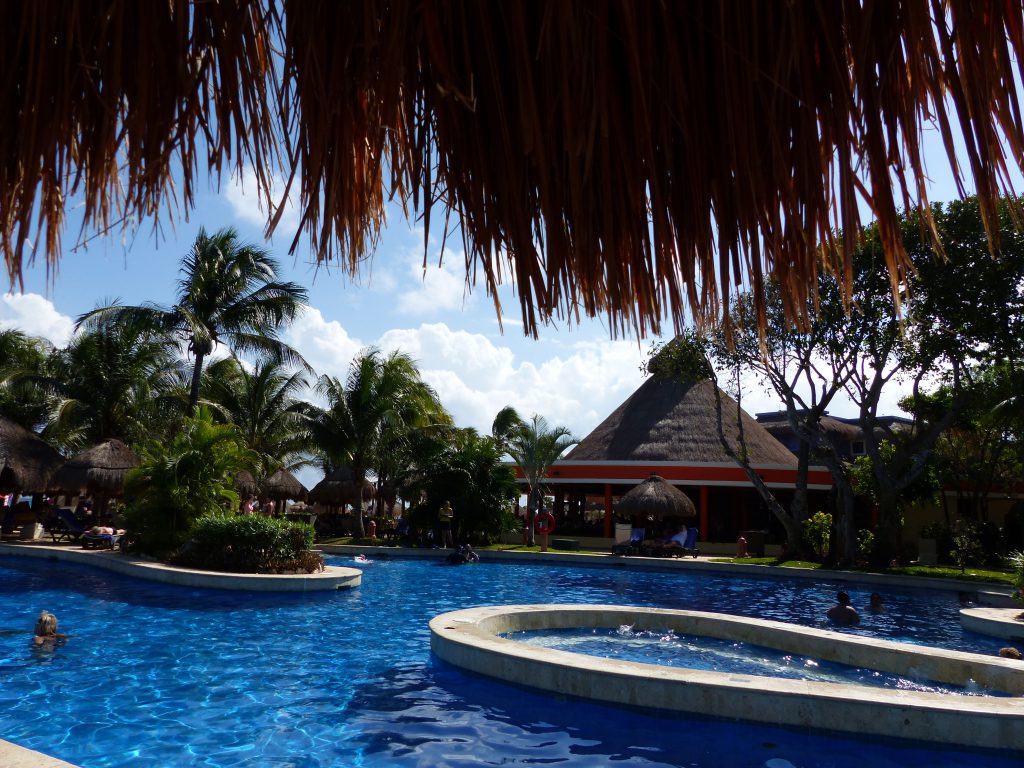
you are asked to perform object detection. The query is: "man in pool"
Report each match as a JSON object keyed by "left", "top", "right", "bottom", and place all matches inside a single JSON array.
[{"left": 826, "top": 591, "right": 860, "bottom": 626}]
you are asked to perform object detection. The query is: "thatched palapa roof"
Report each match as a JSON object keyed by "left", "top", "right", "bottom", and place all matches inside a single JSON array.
[
  {"left": 566, "top": 378, "right": 797, "bottom": 466},
  {"left": 309, "top": 467, "right": 375, "bottom": 507},
  {"left": 234, "top": 470, "right": 258, "bottom": 497},
  {"left": 0, "top": 417, "right": 64, "bottom": 494},
  {"left": 49, "top": 438, "right": 140, "bottom": 495},
  {"left": 616, "top": 475, "right": 696, "bottom": 519},
  {"left": 3, "top": 2, "right": 1023, "bottom": 338},
  {"left": 261, "top": 469, "right": 308, "bottom": 501}
]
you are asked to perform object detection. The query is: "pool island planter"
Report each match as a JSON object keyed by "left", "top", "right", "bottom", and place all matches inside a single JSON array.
[
  {"left": 0, "top": 543, "right": 361, "bottom": 592},
  {"left": 430, "top": 604, "right": 1024, "bottom": 751}
]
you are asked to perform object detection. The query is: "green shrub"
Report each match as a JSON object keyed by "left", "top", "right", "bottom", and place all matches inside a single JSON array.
[
  {"left": 180, "top": 514, "right": 321, "bottom": 573},
  {"left": 950, "top": 519, "right": 985, "bottom": 573},
  {"left": 801, "top": 511, "right": 832, "bottom": 560},
  {"left": 1007, "top": 550, "right": 1024, "bottom": 602},
  {"left": 124, "top": 406, "right": 258, "bottom": 556},
  {"left": 856, "top": 529, "right": 875, "bottom": 561}
]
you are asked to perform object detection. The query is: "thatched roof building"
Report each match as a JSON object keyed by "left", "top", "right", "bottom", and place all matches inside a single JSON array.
[
  {"left": 756, "top": 411, "right": 916, "bottom": 460},
  {"left": 568, "top": 379, "right": 798, "bottom": 466},
  {"left": 49, "top": 438, "right": 139, "bottom": 496},
  {"left": 3, "top": 3, "right": 1022, "bottom": 339},
  {"left": 234, "top": 470, "right": 258, "bottom": 498},
  {"left": 0, "top": 417, "right": 64, "bottom": 495},
  {"left": 531, "top": 377, "right": 831, "bottom": 543}
]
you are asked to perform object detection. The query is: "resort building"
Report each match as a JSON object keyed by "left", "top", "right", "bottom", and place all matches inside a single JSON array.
[{"left": 528, "top": 376, "right": 832, "bottom": 550}]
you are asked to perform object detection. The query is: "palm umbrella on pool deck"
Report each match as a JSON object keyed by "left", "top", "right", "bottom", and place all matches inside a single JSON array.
[
  {"left": 234, "top": 470, "right": 258, "bottom": 498},
  {"left": 260, "top": 468, "right": 308, "bottom": 514},
  {"left": 49, "top": 438, "right": 140, "bottom": 515},
  {"left": 308, "top": 467, "right": 375, "bottom": 511},
  {"left": 615, "top": 474, "right": 695, "bottom": 521}
]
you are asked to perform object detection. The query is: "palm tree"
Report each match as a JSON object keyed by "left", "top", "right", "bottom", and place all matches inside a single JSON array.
[
  {"left": 498, "top": 408, "right": 578, "bottom": 546},
  {"left": 78, "top": 227, "right": 309, "bottom": 413},
  {"left": 304, "top": 348, "right": 451, "bottom": 536},
  {"left": 9, "top": 320, "right": 180, "bottom": 452},
  {"left": 0, "top": 329, "right": 53, "bottom": 431},
  {"left": 202, "top": 357, "right": 311, "bottom": 479}
]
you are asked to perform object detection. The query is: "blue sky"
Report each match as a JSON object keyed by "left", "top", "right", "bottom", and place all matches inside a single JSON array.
[{"left": 0, "top": 122, "right": 1013, "bottom": 463}]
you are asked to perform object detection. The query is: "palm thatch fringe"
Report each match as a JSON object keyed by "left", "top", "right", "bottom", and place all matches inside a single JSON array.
[
  {"left": 234, "top": 470, "right": 258, "bottom": 497},
  {"left": 0, "top": 417, "right": 64, "bottom": 494},
  {"left": 309, "top": 467, "right": 375, "bottom": 507},
  {"left": 49, "top": 438, "right": 140, "bottom": 495},
  {"left": 3, "top": 2, "right": 1023, "bottom": 338},
  {"left": 616, "top": 475, "right": 696, "bottom": 519},
  {"left": 566, "top": 378, "right": 797, "bottom": 466},
  {"left": 261, "top": 468, "right": 308, "bottom": 501}
]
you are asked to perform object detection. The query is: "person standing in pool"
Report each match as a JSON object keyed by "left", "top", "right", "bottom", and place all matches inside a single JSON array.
[
  {"left": 826, "top": 591, "right": 860, "bottom": 626},
  {"left": 33, "top": 611, "right": 67, "bottom": 646}
]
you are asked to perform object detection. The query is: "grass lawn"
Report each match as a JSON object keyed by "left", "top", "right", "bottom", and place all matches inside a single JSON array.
[
  {"left": 709, "top": 557, "right": 1018, "bottom": 587},
  {"left": 318, "top": 537, "right": 1019, "bottom": 589}
]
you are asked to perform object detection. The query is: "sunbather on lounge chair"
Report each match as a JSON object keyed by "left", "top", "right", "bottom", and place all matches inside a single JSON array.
[{"left": 81, "top": 525, "right": 126, "bottom": 550}]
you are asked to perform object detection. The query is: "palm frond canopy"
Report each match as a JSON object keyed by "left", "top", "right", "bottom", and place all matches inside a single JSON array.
[
  {"left": 616, "top": 475, "right": 696, "bottom": 519},
  {"left": 0, "top": 417, "right": 65, "bottom": 494},
  {"left": 5, "top": 2, "right": 1023, "bottom": 338},
  {"left": 49, "top": 438, "right": 140, "bottom": 495},
  {"left": 308, "top": 467, "right": 375, "bottom": 506},
  {"left": 260, "top": 468, "right": 308, "bottom": 501}
]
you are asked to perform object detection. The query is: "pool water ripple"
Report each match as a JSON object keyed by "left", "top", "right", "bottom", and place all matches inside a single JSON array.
[{"left": 0, "top": 554, "right": 1018, "bottom": 767}]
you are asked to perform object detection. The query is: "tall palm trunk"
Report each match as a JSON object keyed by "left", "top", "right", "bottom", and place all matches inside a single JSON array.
[{"left": 188, "top": 352, "right": 206, "bottom": 414}]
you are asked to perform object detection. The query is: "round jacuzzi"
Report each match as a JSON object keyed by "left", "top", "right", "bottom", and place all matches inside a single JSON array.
[{"left": 430, "top": 604, "right": 1024, "bottom": 751}]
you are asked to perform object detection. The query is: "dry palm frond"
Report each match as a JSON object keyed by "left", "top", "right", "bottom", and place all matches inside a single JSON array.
[{"left": 3, "top": 1, "right": 1024, "bottom": 340}]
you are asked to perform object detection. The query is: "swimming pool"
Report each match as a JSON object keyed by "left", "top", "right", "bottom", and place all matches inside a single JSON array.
[
  {"left": 504, "top": 626, "right": 1012, "bottom": 696},
  {"left": 0, "top": 554, "right": 1018, "bottom": 767}
]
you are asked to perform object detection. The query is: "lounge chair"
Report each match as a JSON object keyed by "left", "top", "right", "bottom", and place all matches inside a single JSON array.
[
  {"left": 643, "top": 527, "right": 700, "bottom": 558},
  {"left": 612, "top": 527, "right": 645, "bottom": 556},
  {"left": 44, "top": 508, "right": 86, "bottom": 543},
  {"left": 81, "top": 528, "right": 123, "bottom": 550}
]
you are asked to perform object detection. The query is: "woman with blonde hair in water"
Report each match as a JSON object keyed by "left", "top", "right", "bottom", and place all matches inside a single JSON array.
[{"left": 33, "top": 611, "right": 68, "bottom": 645}]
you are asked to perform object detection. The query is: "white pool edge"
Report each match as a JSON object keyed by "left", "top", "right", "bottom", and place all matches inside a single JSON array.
[
  {"left": 430, "top": 604, "right": 1024, "bottom": 752},
  {"left": 0, "top": 543, "right": 361, "bottom": 591}
]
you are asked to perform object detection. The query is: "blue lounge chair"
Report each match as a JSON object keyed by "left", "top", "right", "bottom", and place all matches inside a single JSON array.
[
  {"left": 44, "top": 508, "right": 86, "bottom": 542},
  {"left": 612, "top": 527, "right": 645, "bottom": 555},
  {"left": 681, "top": 527, "right": 700, "bottom": 558}
]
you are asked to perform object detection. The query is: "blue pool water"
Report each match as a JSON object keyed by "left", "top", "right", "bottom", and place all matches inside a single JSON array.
[
  {"left": 506, "top": 627, "right": 1010, "bottom": 696},
  {"left": 0, "top": 554, "right": 1019, "bottom": 768}
]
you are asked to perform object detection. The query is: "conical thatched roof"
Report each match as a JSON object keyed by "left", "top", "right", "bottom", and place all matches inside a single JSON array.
[
  {"left": 3, "top": 4, "right": 1022, "bottom": 340},
  {"left": 261, "top": 469, "right": 308, "bottom": 501},
  {"left": 309, "top": 467, "right": 375, "bottom": 506},
  {"left": 234, "top": 470, "right": 258, "bottom": 497},
  {"left": 49, "top": 438, "right": 139, "bottom": 495},
  {"left": 566, "top": 378, "right": 797, "bottom": 466},
  {"left": 616, "top": 475, "right": 696, "bottom": 519},
  {"left": 0, "top": 417, "right": 64, "bottom": 494}
]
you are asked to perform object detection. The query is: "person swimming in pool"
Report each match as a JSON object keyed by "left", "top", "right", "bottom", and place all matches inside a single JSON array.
[
  {"left": 826, "top": 591, "right": 860, "bottom": 626},
  {"left": 33, "top": 611, "right": 68, "bottom": 646}
]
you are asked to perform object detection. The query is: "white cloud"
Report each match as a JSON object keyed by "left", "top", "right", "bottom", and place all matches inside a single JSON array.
[
  {"left": 225, "top": 167, "right": 301, "bottom": 243},
  {"left": 283, "top": 306, "right": 363, "bottom": 383},
  {"left": 395, "top": 248, "right": 472, "bottom": 316},
  {"left": 374, "top": 324, "right": 646, "bottom": 437},
  {"left": 0, "top": 293, "right": 74, "bottom": 347}
]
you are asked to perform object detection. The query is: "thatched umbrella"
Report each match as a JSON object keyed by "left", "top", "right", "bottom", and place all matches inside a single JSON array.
[
  {"left": 3, "top": 4, "right": 1022, "bottom": 341},
  {"left": 234, "top": 470, "right": 258, "bottom": 498},
  {"left": 49, "top": 438, "right": 139, "bottom": 503},
  {"left": 616, "top": 475, "right": 696, "bottom": 520},
  {"left": 0, "top": 416, "right": 64, "bottom": 496},
  {"left": 309, "top": 467, "right": 375, "bottom": 510},
  {"left": 261, "top": 469, "right": 308, "bottom": 507}
]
